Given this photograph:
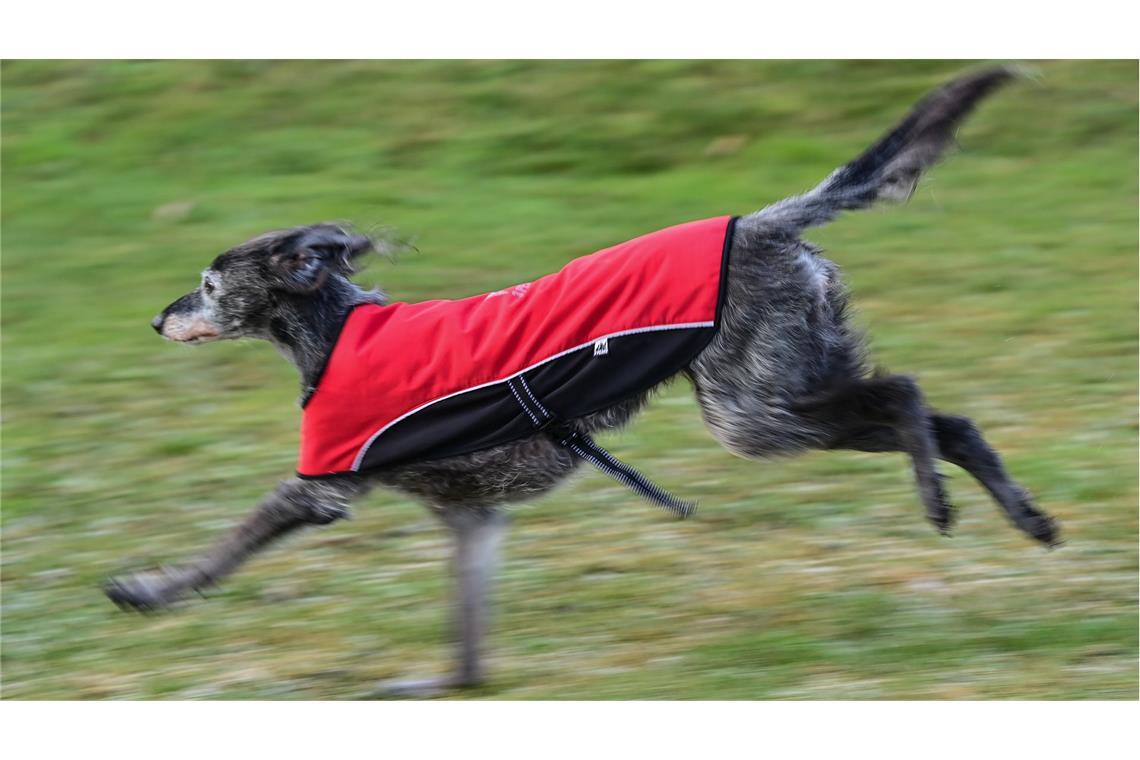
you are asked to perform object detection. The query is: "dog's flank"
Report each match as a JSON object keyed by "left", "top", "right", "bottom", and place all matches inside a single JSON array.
[{"left": 107, "top": 68, "right": 1058, "bottom": 695}]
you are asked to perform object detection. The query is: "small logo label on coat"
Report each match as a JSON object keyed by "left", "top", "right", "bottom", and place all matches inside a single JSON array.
[
  {"left": 593, "top": 338, "right": 609, "bottom": 356},
  {"left": 486, "top": 282, "right": 531, "bottom": 300}
]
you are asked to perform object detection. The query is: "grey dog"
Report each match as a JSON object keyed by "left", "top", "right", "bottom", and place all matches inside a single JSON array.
[{"left": 106, "top": 67, "right": 1058, "bottom": 695}]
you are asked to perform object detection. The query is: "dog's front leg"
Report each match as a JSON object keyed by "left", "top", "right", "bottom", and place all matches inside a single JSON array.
[
  {"left": 105, "top": 477, "right": 366, "bottom": 611},
  {"left": 449, "top": 508, "right": 509, "bottom": 687},
  {"left": 376, "top": 508, "right": 509, "bottom": 697}
]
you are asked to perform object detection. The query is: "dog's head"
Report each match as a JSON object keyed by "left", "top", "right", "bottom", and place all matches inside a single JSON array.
[{"left": 152, "top": 224, "right": 376, "bottom": 343}]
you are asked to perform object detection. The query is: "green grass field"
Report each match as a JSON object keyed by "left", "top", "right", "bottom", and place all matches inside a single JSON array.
[{"left": 2, "top": 60, "right": 1136, "bottom": 699}]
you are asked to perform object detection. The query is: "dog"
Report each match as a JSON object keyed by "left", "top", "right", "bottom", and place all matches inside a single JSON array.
[{"left": 106, "top": 67, "right": 1059, "bottom": 696}]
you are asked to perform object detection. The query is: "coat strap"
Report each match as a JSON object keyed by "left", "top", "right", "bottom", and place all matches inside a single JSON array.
[{"left": 506, "top": 376, "right": 696, "bottom": 519}]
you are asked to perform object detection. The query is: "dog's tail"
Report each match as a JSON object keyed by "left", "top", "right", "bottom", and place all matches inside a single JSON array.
[{"left": 751, "top": 66, "right": 1019, "bottom": 233}]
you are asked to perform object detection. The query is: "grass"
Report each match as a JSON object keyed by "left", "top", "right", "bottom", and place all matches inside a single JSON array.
[{"left": 1, "top": 60, "right": 1136, "bottom": 699}]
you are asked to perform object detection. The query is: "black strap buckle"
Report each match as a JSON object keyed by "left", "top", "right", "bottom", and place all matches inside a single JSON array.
[{"left": 507, "top": 375, "right": 695, "bottom": 518}]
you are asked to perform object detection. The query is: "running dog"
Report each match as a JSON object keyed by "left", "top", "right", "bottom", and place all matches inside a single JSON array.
[{"left": 106, "top": 67, "right": 1058, "bottom": 695}]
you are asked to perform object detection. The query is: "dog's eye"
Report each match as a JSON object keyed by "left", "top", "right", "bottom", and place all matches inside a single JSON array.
[{"left": 203, "top": 280, "right": 216, "bottom": 296}]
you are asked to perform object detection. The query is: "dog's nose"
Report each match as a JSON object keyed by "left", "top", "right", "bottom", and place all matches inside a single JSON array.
[{"left": 151, "top": 314, "right": 165, "bottom": 334}]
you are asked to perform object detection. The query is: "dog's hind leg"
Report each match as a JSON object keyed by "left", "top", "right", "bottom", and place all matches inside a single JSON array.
[
  {"left": 375, "top": 508, "right": 509, "bottom": 698},
  {"left": 826, "top": 414, "right": 1059, "bottom": 546},
  {"left": 794, "top": 374, "right": 954, "bottom": 535},
  {"left": 931, "top": 415, "right": 1058, "bottom": 544},
  {"left": 105, "top": 477, "right": 364, "bottom": 611}
]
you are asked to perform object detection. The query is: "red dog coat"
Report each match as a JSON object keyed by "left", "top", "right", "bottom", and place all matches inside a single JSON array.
[{"left": 298, "top": 216, "right": 737, "bottom": 514}]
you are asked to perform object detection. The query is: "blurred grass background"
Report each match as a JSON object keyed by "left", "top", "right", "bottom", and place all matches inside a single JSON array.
[{"left": 1, "top": 60, "right": 1136, "bottom": 699}]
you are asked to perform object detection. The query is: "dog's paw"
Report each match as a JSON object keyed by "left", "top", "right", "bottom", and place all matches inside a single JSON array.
[
  {"left": 925, "top": 473, "right": 957, "bottom": 537},
  {"left": 928, "top": 509, "right": 957, "bottom": 537},
  {"left": 369, "top": 675, "right": 473, "bottom": 699},
  {"left": 1012, "top": 490, "right": 1061, "bottom": 548},
  {"left": 104, "top": 569, "right": 186, "bottom": 612}
]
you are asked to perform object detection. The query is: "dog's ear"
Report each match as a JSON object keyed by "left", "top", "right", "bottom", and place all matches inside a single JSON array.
[{"left": 270, "top": 225, "right": 375, "bottom": 292}]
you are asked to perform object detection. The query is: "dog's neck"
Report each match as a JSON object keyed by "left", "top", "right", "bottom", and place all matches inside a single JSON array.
[{"left": 268, "top": 278, "right": 384, "bottom": 403}]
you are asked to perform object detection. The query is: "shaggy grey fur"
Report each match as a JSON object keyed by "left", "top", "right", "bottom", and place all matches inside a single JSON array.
[{"left": 106, "top": 68, "right": 1058, "bottom": 694}]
